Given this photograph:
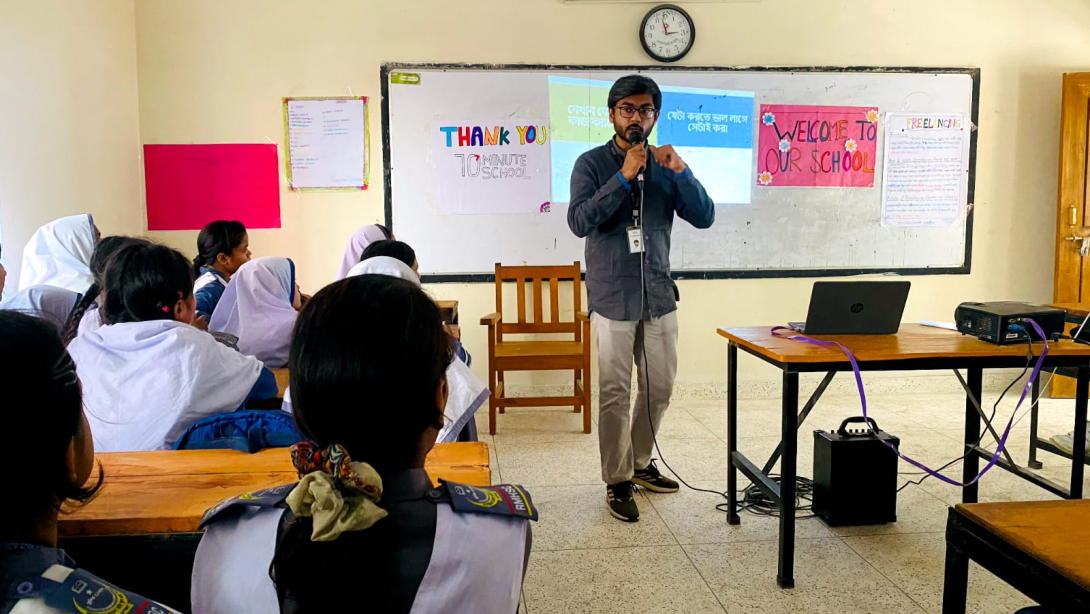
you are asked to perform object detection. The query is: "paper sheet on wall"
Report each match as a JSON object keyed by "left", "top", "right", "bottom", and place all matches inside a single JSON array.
[
  {"left": 756, "top": 105, "right": 879, "bottom": 188},
  {"left": 284, "top": 97, "right": 368, "bottom": 191},
  {"left": 144, "top": 144, "right": 281, "bottom": 231},
  {"left": 431, "top": 120, "right": 552, "bottom": 215},
  {"left": 881, "top": 113, "right": 970, "bottom": 227}
]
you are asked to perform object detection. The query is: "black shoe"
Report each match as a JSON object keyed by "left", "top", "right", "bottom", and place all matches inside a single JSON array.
[
  {"left": 606, "top": 481, "right": 639, "bottom": 522},
  {"left": 632, "top": 459, "right": 679, "bottom": 493}
]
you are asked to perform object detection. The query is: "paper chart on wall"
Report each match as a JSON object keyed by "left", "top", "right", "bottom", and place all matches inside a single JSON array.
[
  {"left": 431, "top": 120, "right": 552, "bottom": 215},
  {"left": 881, "top": 113, "right": 970, "bottom": 227},
  {"left": 283, "top": 97, "right": 369, "bottom": 191}
]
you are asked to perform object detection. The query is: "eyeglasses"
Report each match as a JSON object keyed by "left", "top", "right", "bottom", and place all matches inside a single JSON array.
[{"left": 614, "top": 105, "right": 658, "bottom": 119}]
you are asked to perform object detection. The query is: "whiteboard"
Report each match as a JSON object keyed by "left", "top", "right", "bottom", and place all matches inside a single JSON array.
[{"left": 382, "top": 64, "right": 978, "bottom": 281}]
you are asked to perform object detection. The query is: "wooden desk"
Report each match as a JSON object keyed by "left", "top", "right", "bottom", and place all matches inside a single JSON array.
[
  {"left": 437, "top": 300, "right": 459, "bottom": 325},
  {"left": 718, "top": 324, "right": 1090, "bottom": 589},
  {"left": 61, "top": 442, "right": 490, "bottom": 537},
  {"left": 1030, "top": 304, "right": 1090, "bottom": 469},
  {"left": 943, "top": 500, "right": 1090, "bottom": 613},
  {"left": 272, "top": 367, "right": 290, "bottom": 398},
  {"left": 56, "top": 443, "right": 488, "bottom": 609}
]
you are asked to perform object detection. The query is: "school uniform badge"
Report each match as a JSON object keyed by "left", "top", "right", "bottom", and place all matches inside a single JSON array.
[{"left": 441, "top": 481, "right": 538, "bottom": 521}]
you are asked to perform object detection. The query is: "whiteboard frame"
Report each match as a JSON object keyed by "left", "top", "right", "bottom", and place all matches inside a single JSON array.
[{"left": 380, "top": 62, "right": 980, "bottom": 284}]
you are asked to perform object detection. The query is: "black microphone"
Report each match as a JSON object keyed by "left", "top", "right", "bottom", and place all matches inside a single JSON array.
[{"left": 627, "top": 131, "right": 646, "bottom": 187}]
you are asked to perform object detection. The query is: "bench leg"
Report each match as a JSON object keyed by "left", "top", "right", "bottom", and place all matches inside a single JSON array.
[
  {"left": 498, "top": 371, "right": 505, "bottom": 414},
  {"left": 942, "top": 541, "right": 969, "bottom": 614}
]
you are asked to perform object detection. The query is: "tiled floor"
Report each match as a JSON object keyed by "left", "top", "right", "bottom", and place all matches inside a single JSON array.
[{"left": 476, "top": 391, "right": 1089, "bottom": 614}]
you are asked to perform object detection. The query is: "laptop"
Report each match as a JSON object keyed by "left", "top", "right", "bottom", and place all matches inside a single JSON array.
[{"left": 789, "top": 281, "right": 911, "bottom": 335}]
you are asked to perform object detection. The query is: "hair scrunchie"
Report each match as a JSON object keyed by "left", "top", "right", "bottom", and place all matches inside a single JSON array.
[{"left": 286, "top": 442, "right": 387, "bottom": 542}]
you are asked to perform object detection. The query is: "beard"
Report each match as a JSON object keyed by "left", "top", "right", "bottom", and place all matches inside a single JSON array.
[{"left": 614, "top": 122, "right": 645, "bottom": 143}]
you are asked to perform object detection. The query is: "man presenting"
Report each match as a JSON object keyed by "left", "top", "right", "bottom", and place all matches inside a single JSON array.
[{"left": 568, "top": 75, "right": 715, "bottom": 522}]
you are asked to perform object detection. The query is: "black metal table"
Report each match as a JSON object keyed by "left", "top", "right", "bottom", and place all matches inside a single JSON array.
[{"left": 719, "top": 325, "right": 1090, "bottom": 589}]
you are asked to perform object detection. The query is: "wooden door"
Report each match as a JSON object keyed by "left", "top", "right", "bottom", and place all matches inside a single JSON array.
[{"left": 1051, "top": 73, "right": 1090, "bottom": 397}]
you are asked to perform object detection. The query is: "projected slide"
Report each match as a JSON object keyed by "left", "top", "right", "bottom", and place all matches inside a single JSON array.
[{"left": 548, "top": 76, "right": 755, "bottom": 204}]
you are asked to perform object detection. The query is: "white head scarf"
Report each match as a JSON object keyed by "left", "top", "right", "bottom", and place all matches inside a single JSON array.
[
  {"left": 209, "top": 256, "right": 297, "bottom": 368},
  {"left": 335, "top": 225, "right": 389, "bottom": 281},
  {"left": 346, "top": 256, "right": 419, "bottom": 285},
  {"left": 68, "top": 320, "right": 264, "bottom": 452},
  {"left": 0, "top": 285, "right": 81, "bottom": 333},
  {"left": 346, "top": 255, "right": 487, "bottom": 443},
  {"left": 19, "top": 214, "right": 96, "bottom": 292}
]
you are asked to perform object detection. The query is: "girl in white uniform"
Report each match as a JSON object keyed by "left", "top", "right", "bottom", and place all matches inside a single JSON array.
[
  {"left": 18, "top": 214, "right": 99, "bottom": 293},
  {"left": 192, "top": 220, "right": 252, "bottom": 321},
  {"left": 335, "top": 223, "right": 391, "bottom": 280},
  {"left": 61, "top": 236, "right": 149, "bottom": 345},
  {"left": 0, "top": 312, "right": 177, "bottom": 614},
  {"left": 193, "top": 275, "right": 533, "bottom": 614},
  {"left": 0, "top": 285, "right": 81, "bottom": 333},
  {"left": 67, "top": 243, "right": 277, "bottom": 452},
  {"left": 208, "top": 256, "right": 302, "bottom": 368}
]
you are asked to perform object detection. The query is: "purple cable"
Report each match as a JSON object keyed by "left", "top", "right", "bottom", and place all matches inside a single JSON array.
[{"left": 770, "top": 319, "right": 1049, "bottom": 488}]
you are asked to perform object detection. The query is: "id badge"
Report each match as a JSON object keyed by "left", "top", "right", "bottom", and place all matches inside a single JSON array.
[{"left": 627, "top": 226, "right": 645, "bottom": 254}]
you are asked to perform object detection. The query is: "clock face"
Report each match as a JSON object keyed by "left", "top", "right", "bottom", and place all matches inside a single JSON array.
[{"left": 641, "top": 5, "right": 695, "bottom": 63}]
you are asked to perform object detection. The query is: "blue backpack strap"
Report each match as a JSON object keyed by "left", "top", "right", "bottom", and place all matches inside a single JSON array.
[
  {"left": 27, "top": 567, "right": 176, "bottom": 613},
  {"left": 175, "top": 410, "right": 303, "bottom": 453},
  {"left": 440, "top": 480, "right": 538, "bottom": 521},
  {"left": 199, "top": 482, "right": 296, "bottom": 529}
]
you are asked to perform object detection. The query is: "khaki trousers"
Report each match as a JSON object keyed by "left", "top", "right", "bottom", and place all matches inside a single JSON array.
[{"left": 592, "top": 311, "right": 679, "bottom": 485}]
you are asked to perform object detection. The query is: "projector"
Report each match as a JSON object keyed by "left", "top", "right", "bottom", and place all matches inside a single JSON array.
[{"left": 955, "top": 302, "right": 1065, "bottom": 345}]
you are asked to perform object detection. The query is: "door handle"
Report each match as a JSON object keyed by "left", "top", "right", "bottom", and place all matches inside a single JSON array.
[{"left": 1065, "top": 235, "right": 1090, "bottom": 256}]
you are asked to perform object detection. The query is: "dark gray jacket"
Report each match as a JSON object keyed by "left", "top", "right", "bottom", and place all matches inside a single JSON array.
[{"left": 567, "top": 139, "right": 715, "bottom": 321}]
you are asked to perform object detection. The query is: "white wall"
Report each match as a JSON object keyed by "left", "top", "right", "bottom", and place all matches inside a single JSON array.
[{"left": 0, "top": 0, "right": 142, "bottom": 291}]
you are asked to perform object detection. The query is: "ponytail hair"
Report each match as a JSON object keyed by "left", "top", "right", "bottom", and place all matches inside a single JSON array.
[
  {"left": 194, "top": 221, "right": 247, "bottom": 269},
  {"left": 62, "top": 236, "right": 149, "bottom": 344},
  {"left": 102, "top": 243, "right": 195, "bottom": 325}
]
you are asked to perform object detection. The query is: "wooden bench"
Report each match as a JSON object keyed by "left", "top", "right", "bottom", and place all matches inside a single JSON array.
[
  {"left": 56, "top": 442, "right": 490, "bottom": 609},
  {"left": 943, "top": 500, "right": 1090, "bottom": 613},
  {"left": 60, "top": 442, "right": 490, "bottom": 537}
]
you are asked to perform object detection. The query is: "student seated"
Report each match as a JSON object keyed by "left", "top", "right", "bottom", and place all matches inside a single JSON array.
[
  {"left": 61, "top": 236, "right": 149, "bottom": 344},
  {"left": 348, "top": 256, "right": 484, "bottom": 442},
  {"left": 192, "top": 275, "right": 533, "bottom": 614},
  {"left": 66, "top": 243, "right": 277, "bottom": 452},
  {"left": 0, "top": 285, "right": 81, "bottom": 333},
  {"left": 19, "top": 214, "right": 100, "bottom": 293},
  {"left": 209, "top": 256, "right": 301, "bottom": 368},
  {"left": 193, "top": 221, "right": 252, "bottom": 321},
  {"left": 0, "top": 311, "right": 179, "bottom": 613},
  {"left": 335, "top": 223, "right": 391, "bottom": 280},
  {"left": 360, "top": 239, "right": 419, "bottom": 276}
]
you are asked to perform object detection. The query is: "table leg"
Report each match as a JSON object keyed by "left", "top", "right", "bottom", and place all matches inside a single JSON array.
[
  {"left": 726, "top": 343, "right": 740, "bottom": 525},
  {"left": 1029, "top": 374, "right": 1042, "bottom": 470},
  {"left": 941, "top": 539, "right": 969, "bottom": 614},
  {"left": 777, "top": 369, "right": 798, "bottom": 589},
  {"left": 1071, "top": 365, "right": 1088, "bottom": 499},
  {"left": 962, "top": 367, "right": 983, "bottom": 503}
]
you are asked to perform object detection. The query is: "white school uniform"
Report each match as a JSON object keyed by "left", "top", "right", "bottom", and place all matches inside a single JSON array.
[
  {"left": 67, "top": 319, "right": 264, "bottom": 452},
  {"left": 336, "top": 224, "right": 389, "bottom": 281},
  {"left": 0, "top": 285, "right": 80, "bottom": 333},
  {"left": 75, "top": 304, "right": 104, "bottom": 339},
  {"left": 209, "top": 257, "right": 297, "bottom": 368},
  {"left": 191, "top": 504, "right": 527, "bottom": 614},
  {"left": 18, "top": 214, "right": 96, "bottom": 293}
]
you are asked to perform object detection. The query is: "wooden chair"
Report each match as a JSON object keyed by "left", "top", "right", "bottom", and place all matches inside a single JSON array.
[{"left": 480, "top": 262, "right": 591, "bottom": 435}]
